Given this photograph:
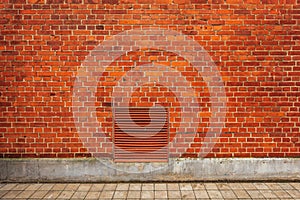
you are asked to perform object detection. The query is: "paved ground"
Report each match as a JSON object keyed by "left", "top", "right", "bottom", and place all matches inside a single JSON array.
[{"left": 0, "top": 182, "right": 299, "bottom": 199}]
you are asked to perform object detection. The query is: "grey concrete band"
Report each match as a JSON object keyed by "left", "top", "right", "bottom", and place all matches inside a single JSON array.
[{"left": 0, "top": 158, "right": 299, "bottom": 182}]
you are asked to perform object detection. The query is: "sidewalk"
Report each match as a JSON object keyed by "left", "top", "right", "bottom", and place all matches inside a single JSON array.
[{"left": 0, "top": 182, "right": 299, "bottom": 199}]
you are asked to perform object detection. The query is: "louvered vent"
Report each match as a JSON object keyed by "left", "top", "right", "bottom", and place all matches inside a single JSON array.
[{"left": 114, "top": 107, "right": 169, "bottom": 162}]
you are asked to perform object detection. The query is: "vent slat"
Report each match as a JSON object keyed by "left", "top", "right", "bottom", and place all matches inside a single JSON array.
[{"left": 114, "top": 107, "right": 169, "bottom": 163}]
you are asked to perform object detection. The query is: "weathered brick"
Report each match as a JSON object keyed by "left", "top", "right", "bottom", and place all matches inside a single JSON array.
[{"left": 0, "top": 0, "right": 298, "bottom": 159}]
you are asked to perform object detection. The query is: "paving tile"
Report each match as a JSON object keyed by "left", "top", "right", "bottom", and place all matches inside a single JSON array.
[
  {"left": 273, "top": 189, "right": 292, "bottom": 198},
  {"left": 278, "top": 182, "right": 294, "bottom": 190},
  {"left": 85, "top": 191, "right": 101, "bottom": 199},
  {"left": 207, "top": 190, "right": 223, "bottom": 199},
  {"left": 99, "top": 190, "right": 114, "bottom": 198},
  {"left": 261, "top": 190, "right": 278, "bottom": 198},
  {"left": 14, "top": 184, "right": 30, "bottom": 190},
  {"left": 286, "top": 189, "right": 300, "bottom": 198},
  {"left": 181, "top": 190, "right": 195, "bottom": 199},
  {"left": 0, "top": 184, "right": 17, "bottom": 191},
  {"left": 77, "top": 184, "right": 92, "bottom": 191},
  {"left": 220, "top": 190, "right": 236, "bottom": 198},
  {"left": 65, "top": 184, "right": 80, "bottom": 191},
  {"left": 233, "top": 189, "right": 251, "bottom": 198},
  {"left": 290, "top": 182, "right": 300, "bottom": 190},
  {"left": 155, "top": 190, "right": 167, "bottom": 198},
  {"left": 168, "top": 190, "right": 181, "bottom": 198},
  {"left": 228, "top": 183, "right": 243, "bottom": 189},
  {"left": 247, "top": 190, "right": 264, "bottom": 199},
  {"left": 2, "top": 190, "right": 22, "bottom": 198},
  {"left": 52, "top": 184, "right": 67, "bottom": 191},
  {"left": 25, "top": 183, "right": 42, "bottom": 190},
  {"left": 15, "top": 190, "right": 35, "bottom": 198},
  {"left": 180, "top": 183, "right": 193, "bottom": 190},
  {"left": 103, "top": 183, "right": 117, "bottom": 191},
  {"left": 71, "top": 191, "right": 87, "bottom": 199},
  {"left": 142, "top": 183, "right": 154, "bottom": 190},
  {"left": 0, "top": 190, "right": 8, "bottom": 198},
  {"left": 39, "top": 184, "right": 54, "bottom": 190},
  {"left": 167, "top": 183, "right": 179, "bottom": 190},
  {"left": 113, "top": 190, "right": 128, "bottom": 198},
  {"left": 129, "top": 183, "right": 141, "bottom": 190},
  {"left": 116, "top": 183, "right": 129, "bottom": 190},
  {"left": 204, "top": 183, "right": 218, "bottom": 190},
  {"left": 57, "top": 190, "right": 74, "bottom": 199},
  {"left": 90, "top": 183, "right": 104, "bottom": 191},
  {"left": 216, "top": 183, "right": 231, "bottom": 190},
  {"left": 191, "top": 183, "right": 205, "bottom": 190},
  {"left": 141, "top": 190, "right": 154, "bottom": 198},
  {"left": 194, "top": 190, "right": 209, "bottom": 199},
  {"left": 127, "top": 190, "right": 141, "bottom": 198},
  {"left": 30, "top": 190, "right": 49, "bottom": 199},
  {"left": 240, "top": 183, "right": 256, "bottom": 190},
  {"left": 264, "top": 182, "right": 282, "bottom": 190},
  {"left": 155, "top": 183, "right": 167, "bottom": 190},
  {"left": 43, "top": 190, "right": 61, "bottom": 199},
  {"left": 253, "top": 182, "right": 269, "bottom": 190}
]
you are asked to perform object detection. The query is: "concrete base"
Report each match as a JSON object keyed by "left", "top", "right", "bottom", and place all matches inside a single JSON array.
[{"left": 0, "top": 158, "right": 299, "bottom": 182}]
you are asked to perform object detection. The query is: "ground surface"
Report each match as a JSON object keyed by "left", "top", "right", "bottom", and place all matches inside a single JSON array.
[{"left": 0, "top": 182, "right": 299, "bottom": 199}]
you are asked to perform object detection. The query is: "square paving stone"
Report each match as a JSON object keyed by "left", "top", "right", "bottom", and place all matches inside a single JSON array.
[
  {"left": 85, "top": 191, "right": 101, "bottom": 199},
  {"left": 181, "top": 190, "right": 195, "bottom": 198},
  {"left": 233, "top": 189, "right": 251, "bottom": 198},
  {"left": 191, "top": 183, "right": 205, "bottom": 190},
  {"left": 77, "top": 184, "right": 91, "bottom": 191},
  {"left": 71, "top": 191, "right": 87, "bottom": 199},
  {"left": 142, "top": 183, "right": 154, "bottom": 191},
  {"left": 26, "top": 184, "right": 42, "bottom": 191},
  {"left": 90, "top": 184, "right": 104, "bottom": 191},
  {"left": 155, "top": 183, "right": 167, "bottom": 190},
  {"left": 116, "top": 183, "right": 129, "bottom": 190},
  {"left": 220, "top": 190, "right": 237, "bottom": 198},
  {"left": 204, "top": 183, "right": 218, "bottom": 190},
  {"left": 113, "top": 190, "right": 128, "bottom": 198},
  {"left": 180, "top": 183, "right": 193, "bottom": 190},
  {"left": 103, "top": 184, "right": 117, "bottom": 191},
  {"left": 64, "top": 184, "right": 79, "bottom": 191},
  {"left": 129, "top": 183, "right": 142, "bottom": 190},
  {"left": 30, "top": 190, "right": 49, "bottom": 199},
  {"left": 52, "top": 184, "right": 67, "bottom": 191},
  {"left": 167, "top": 183, "right": 179, "bottom": 190},
  {"left": 0, "top": 184, "right": 17, "bottom": 191},
  {"left": 2, "top": 190, "right": 22, "bottom": 198},
  {"left": 207, "top": 190, "right": 223, "bottom": 199},
  {"left": 141, "top": 190, "right": 154, "bottom": 198},
  {"left": 15, "top": 190, "right": 35, "bottom": 199},
  {"left": 99, "top": 190, "right": 114, "bottom": 199},
  {"left": 127, "top": 190, "right": 141, "bottom": 198},
  {"left": 168, "top": 190, "right": 181, "bottom": 198},
  {"left": 155, "top": 190, "right": 167, "bottom": 198},
  {"left": 194, "top": 190, "right": 209, "bottom": 199}
]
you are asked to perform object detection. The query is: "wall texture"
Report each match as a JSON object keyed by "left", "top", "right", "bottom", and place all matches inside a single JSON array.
[{"left": 0, "top": 0, "right": 299, "bottom": 161}]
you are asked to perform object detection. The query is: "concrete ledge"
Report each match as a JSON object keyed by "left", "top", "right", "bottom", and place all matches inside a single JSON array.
[{"left": 0, "top": 158, "right": 299, "bottom": 182}]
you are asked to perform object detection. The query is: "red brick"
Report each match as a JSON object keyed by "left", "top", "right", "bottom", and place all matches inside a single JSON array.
[{"left": 0, "top": 1, "right": 299, "bottom": 160}]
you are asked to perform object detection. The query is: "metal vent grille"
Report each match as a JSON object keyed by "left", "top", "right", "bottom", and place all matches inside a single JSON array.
[{"left": 114, "top": 107, "right": 169, "bottom": 162}]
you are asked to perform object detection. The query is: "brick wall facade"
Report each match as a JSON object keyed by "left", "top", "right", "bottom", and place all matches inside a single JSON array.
[{"left": 0, "top": 0, "right": 299, "bottom": 159}]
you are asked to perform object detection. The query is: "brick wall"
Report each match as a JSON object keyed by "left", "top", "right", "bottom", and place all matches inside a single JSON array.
[{"left": 0, "top": 0, "right": 299, "bottom": 159}]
